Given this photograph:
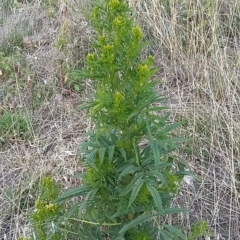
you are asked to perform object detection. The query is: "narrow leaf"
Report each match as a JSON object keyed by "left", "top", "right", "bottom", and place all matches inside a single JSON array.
[
  {"left": 118, "top": 164, "right": 139, "bottom": 180},
  {"left": 66, "top": 203, "right": 80, "bottom": 218},
  {"left": 120, "top": 173, "right": 144, "bottom": 196},
  {"left": 128, "top": 179, "right": 145, "bottom": 207},
  {"left": 127, "top": 112, "right": 138, "bottom": 121},
  {"left": 146, "top": 184, "right": 163, "bottom": 212},
  {"left": 99, "top": 147, "right": 106, "bottom": 163},
  {"left": 148, "top": 170, "right": 167, "bottom": 185},
  {"left": 78, "top": 102, "right": 94, "bottom": 111},
  {"left": 108, "top": 145, "right": 115, "bottom": 163},
  {"left": 157, "top": 122, "right": 182, "bottom": 135},
  {"left": 91, "top": 102, "right": 104, "bottom": 115},
  {"left": 120, "top": 181, "right": 135, "bottom": 196},
  {"left": 156, "top": 137, "right": 186, "bottom": 145},
  {"left": 130, "top": 172, "right": 145, "bottom": 184},
  {"left": 159, "top": 230, "right": 175, "bottom": 240},
  {"left": 148, "top": 114, "right": 169, "bottom": 124},
  {"left": 143, "top": 106, "right": 168, "bottom": 113},
  {"left": 77, "top": 199, "right": 88, "bottom": 218},
  {"left": 176, "top": 170, "right": 193, "bottom": 176},
  {"left": 86, "top": 150, "right": 97, "bottom": 169},
  {"left": 162, "top": 225, "right": 187, "bottom": 240},
  {"left": 137, "top": 93, "right": 158, "bottom": 111},
  {"left": 55, "top": 185, "right": 90, "bottom": 203},
  {"left": 119, "top": 148, "right": 127, "bottom": 161},
  {"left": 119, "top": 213, "right": 151, "bottom": 235},
  {"left": 150, "top": 140, "right": 161, "bottom": 168},
  {"left": 164, "top": 207, "right": 189, "bottom": 215},
  {"left": 98, "top": 135, "right": 112, "bottom": 147}
]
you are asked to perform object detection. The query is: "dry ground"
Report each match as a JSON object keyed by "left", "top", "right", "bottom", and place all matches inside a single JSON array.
[{"left": 1, "top": 0, "right": 240, "bottom": 239}]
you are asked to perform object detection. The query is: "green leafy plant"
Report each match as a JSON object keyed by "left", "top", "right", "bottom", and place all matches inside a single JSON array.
[
  {"left": 52, "top": 0, "right": 192, "bottom": 239},
  {"left": 0, "top": 109, "right": 31, "bottom": 145},
  {"left": 29, "top": 177, "right": 65, "bottom": 240},
  {"left": 42, "top": 0, "right": 58, "bottom": 17},
  {"left": 19, "top": 176, "right": 83, "bottom": 240},
  {"left": 187, "top": 220, "right": 210, "bottom": 240},
  {"left": 0, "top": 29, "right": 24, "bottom": 56},
  {"left": 56, "top": 20, "right": 68, "bottom": 51},
  {"left": 0, "top": 52, "right": 13, "bottom": 80}
]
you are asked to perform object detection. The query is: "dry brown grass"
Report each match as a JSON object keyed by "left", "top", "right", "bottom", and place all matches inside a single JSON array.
[
  {"left": 0, "top": 0, "right": 91, "bottom": 238},
  {"left": 128, "top": 0, "right": 240, "bottom": 239},
  {"left": 1, "top": 0, "right": 240, "bottom": 239}
]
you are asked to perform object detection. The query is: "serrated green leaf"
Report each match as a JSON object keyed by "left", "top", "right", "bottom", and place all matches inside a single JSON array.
[
  {"left": 162, "top": 225, "right": 187, "bottom": 239},
  {"left": 120, "top": 181, "right": 135, "bottom": 197},
  {"left": 148, "top": 170, "right": 167, "bottom": 185},
  {"left": 65, "top": 203, "right": 80, "bottom": 218},
  {"left": 99, "top": 147, "right": 106, "bottom": 163},
  {"left": 127, "top": 112, "right": 138, "bottom": 121},
  {"left": 164, "top": 207, "right": 189, "bottom": 215},
  {"left": 120, "top": 173, "right": 144, "bottom": 196},
  {"left": 54, "top": 185, "right": 90, "bottom": 203},
  {"left": 110, "top": 202, "right": 129, "bottom": 219},
  {"left": 128, "top": 178, "right": 145, "bottom": 207},
  {"left": 98, "top": 135, "right": 112, "bottom": 147},
  {"left": 119, "top": 213, "right": 151, "bottom": 235},
  {"left": 150, "top": 140, "right": 161, "bottom": 168},
  {"left": 146, "top": 183, "right": 163, "bottom": 212},
  {"left": 108, "top": 145, "right": 115, "bottom": 163},
  {"left": 176, "top": 170, "right": 193, "bottom": 176},
  {"left": 130, "top": 172, "right": 144, "bottom": 184},
  {"left": 119, "top": 148, "right": 127, "bottom": 161},
  {"left": 86, "top": 149, "right": 97, "bottom": 169},
  {"left": 118, "top": 164, "right": 139, "bottom": 180},
  {"left": 159, "top": 229, "right": 174, "bottom": 239}
]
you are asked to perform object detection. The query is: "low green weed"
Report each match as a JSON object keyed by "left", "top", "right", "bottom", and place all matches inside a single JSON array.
[
  {"left": 42, "top": 0, "right": 58, "bottom": 17},
  {"left": 0, "top": 29, "right": 24, "bottom": 56},
  {"left": 26, "top": 176, "right": 84, "bottom": 240},
  {"left": 29, "top": 177, "right": 64, "bottom": 240},
  {"left": 0, "top": 51, "right": 13, "bottom": 79},
  {"left": 0, "top": 109, "right": 31, "bottom": 144},
  {"left": 56, "top": 20, "right": 68, "bottom": 51},
  {"left": 187, "top": 220, "right": 210, "bottom": 240}
]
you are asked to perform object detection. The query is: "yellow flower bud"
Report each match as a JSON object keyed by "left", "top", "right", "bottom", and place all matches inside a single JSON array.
[
  {"left": 148, "top": 55, "right": 154, "bottom": 63},
  {"left": 98, "top": 35, "right": 106, "bottom": 45},
  {"left": 115, "top": 91, "right": 123, "bottom": 104},
  {"left": 108, "top": 0, "right": 120, "bottom": 10},
  {"left": 138, "top": 64, "right": 149, "bottom": 75},
  {"left": 132, "top": 26, "right": 143, "bottom": 40},
  {"left": 91, "top": 7, "right": 99, "bottom": 19},
  {"left": 103, "top": 44, "right": 113, "bottom": 53},
  {"left": 87, "top": 53, "right": 96, "bottom": 61},
  {"left": 113, "top": 16, "right": 124, "bottom": 27}
]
